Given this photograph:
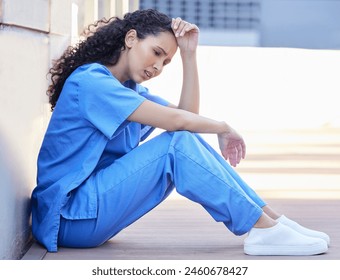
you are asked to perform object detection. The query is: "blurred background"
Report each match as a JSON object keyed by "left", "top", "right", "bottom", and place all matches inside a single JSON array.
[{"left": 1, "top": 0, "right": 339, "bottom": 259}]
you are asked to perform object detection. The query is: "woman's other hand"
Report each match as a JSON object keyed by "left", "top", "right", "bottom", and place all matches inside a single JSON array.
[{"left": 218, "top": 127, "right": 246, "bottom": 167}]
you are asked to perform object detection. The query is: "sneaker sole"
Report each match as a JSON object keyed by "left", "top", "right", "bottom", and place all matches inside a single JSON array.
[{"left": 244, "top": 242, "right": 328, "bottom": 256}]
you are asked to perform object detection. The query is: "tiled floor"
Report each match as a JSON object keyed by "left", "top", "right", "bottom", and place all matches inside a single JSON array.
[{"left": 23, "top": 197, "right": 340, "bottom": 260}]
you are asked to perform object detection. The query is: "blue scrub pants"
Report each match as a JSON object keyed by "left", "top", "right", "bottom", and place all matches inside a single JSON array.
[{"left": 58, "top": 131, "right": 266, "bottom": 248}]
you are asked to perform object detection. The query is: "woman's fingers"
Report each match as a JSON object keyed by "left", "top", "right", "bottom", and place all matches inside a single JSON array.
[
  {"left": 172, "top": 17, "right": 198, "bottom": 37},
  {"left": 225, "top": 141, "right": 246, "bottom": 167}
]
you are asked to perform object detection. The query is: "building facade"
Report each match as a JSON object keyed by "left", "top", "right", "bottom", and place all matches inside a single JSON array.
[{"left": 140, "top": 0, "right": 340, "bottom": 49}]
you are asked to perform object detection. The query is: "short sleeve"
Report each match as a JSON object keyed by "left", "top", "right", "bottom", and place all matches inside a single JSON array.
[
  {"left": 136, "top": 83, "right": 169, "bottom": 107},
  {"left": 123, "top": 81, "right": 170, "bottom": 141},
  {"left": 78, "top": 64, "right": 145, "bottom": 139},
  {"left": 123, "top": 80, "right": 169, "bottom": 107}
]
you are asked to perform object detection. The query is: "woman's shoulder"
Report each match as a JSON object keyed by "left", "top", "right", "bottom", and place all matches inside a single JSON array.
[
  {"left": 70, "top": 63, "right": 122, "bottom": 88},
  {"left": 74, "top": 63, "right": 112, "bottom": 77}
]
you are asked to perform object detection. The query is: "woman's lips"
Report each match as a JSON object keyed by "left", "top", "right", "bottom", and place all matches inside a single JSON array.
[{"left": 144, "top": 70, "right": 153, "bottom": 79}]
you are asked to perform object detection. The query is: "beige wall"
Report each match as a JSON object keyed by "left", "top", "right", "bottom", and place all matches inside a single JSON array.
[
  {"left": 0, "top": 0, "right": 138, "bottom": 260},
  {"left": 0, "top": 0, "right": 71, "bottom": 259}
]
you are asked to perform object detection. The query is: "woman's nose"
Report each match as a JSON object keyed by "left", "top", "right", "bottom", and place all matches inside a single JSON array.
[{"left": 153, "top": 61, "right": 163, "bottom": 73}]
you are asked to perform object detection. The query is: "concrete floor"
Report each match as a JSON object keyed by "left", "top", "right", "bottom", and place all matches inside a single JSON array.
[{"left": 23, "top": 197, "right": 339, "bottom": 260}]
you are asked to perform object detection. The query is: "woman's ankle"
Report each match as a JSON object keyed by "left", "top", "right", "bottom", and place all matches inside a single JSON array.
[
  {"left": 262, "top": 205, "right": 281, "bottom": 220},
  {"left": 253, "top": 213, "right": 278, "bottom": 229}
]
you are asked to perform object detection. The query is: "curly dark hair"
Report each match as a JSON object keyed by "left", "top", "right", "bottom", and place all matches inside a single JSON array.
[{"left": 47, "top": 9, "right": 174, "bottom": 111}]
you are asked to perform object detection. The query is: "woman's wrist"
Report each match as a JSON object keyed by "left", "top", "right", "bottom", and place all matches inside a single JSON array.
[{"left": 218, "top": 121, "right": 232, "bottom": 135}]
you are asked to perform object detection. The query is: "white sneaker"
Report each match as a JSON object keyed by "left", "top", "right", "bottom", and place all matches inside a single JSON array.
[
  {"left": 277, "top": 215, "right": 330, "bottom": 246},
  {"left": 244, "top": 223, "right": 328, "bottom": 256}
]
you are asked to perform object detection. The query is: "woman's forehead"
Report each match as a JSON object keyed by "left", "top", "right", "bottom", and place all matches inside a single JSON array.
[{"left": 146, "top": 32, "right": 177, "bottom": 54}]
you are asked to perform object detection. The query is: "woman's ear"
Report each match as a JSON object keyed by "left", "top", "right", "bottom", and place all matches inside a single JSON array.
[{"left": 125, "top": 29, "right": 138, "bottom": 48}]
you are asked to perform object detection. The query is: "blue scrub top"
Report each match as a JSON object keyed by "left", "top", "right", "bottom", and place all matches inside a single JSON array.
[{"left": 31, "top": 63, "right": 169, "bottom": 252}]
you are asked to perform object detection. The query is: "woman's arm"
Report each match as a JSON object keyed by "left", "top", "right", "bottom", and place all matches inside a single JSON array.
[
  {"left": 129, "top": 100, "right": 225, "bottom": 134},
  {"left": 172, "top": 18, "right": 200, "bottom": 114},
  {"left": 127, "top": 100, "right": 245, "bottom": 167}
]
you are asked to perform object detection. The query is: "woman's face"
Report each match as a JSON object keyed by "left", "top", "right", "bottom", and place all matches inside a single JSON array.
[{"left": 125, "top": 30, "right": 178, "bottom": 83}]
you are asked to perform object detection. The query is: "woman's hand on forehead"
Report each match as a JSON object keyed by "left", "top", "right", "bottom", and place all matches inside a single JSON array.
[{"left": 171, "top": 17, "right": 199, "bottom": 53}]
